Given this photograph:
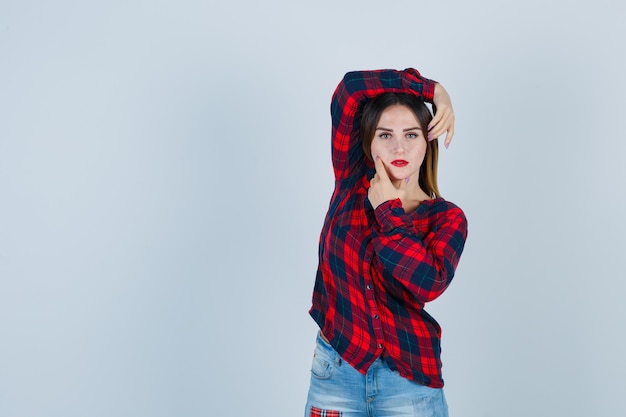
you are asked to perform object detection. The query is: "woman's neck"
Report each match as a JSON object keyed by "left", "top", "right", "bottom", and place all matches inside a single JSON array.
[{"left": 390, "top": 177, "right": 432, "bottom": 212}]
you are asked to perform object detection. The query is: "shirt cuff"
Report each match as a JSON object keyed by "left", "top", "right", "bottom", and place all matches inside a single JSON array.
[{"left": 374, "top": 199, "right": 413, "bottom": 234}]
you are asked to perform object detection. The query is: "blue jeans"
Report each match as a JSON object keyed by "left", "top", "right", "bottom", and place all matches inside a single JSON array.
[{"left": 304, "top": 332, "right": 449, "bottom": 417}]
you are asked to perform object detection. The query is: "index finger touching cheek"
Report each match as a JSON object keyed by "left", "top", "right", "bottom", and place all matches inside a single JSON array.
[{"left": 374, "top": 156, "right": 390, "bottom": 179}]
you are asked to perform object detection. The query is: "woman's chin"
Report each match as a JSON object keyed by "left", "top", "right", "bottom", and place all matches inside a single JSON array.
[{"left": 388, "top": 169, "right": 412, "bottom": 182}]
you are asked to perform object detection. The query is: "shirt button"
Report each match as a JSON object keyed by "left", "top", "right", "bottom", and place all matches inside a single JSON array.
[
  {"left": 378, "top": 343, "right": 383, "bottom": 349},
  {"left": 373, "top": 314, "right": 379, "bottom": 319},
  {"left": 366, "top": 284, "right": 372, "bottom": 290}
]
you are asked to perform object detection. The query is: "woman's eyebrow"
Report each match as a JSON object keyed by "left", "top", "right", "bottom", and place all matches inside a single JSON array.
[
  {"left": 375, "top": 126, "right": 421, "bottom": 132},
  {"left": 376, "top": 126, "right": 421, "bottom": 132}
]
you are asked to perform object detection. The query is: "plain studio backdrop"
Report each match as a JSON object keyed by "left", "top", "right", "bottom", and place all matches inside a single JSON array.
[{"left": 1, "top": 1, "right": 625, "bottom": 416}]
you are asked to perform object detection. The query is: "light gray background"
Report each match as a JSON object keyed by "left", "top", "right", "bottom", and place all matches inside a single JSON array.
[{"left": 1, "top": 1, "right": 625, "bottom": 416}]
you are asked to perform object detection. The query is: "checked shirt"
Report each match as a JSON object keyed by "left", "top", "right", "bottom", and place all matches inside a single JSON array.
[{"left": 309, "top": 69, "right": 468, "bottom": 388}]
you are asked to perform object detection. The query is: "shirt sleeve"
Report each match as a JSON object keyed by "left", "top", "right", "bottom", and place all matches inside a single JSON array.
[
  {"left": 371, "top": 199, "right": 468, "bottom": 305},
  {"left": 330, "top": 69, "right": 437, "bottom": 181}
]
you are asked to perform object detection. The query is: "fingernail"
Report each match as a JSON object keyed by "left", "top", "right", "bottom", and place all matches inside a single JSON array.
[
  {"left": 405, "top": 177, "right": 410, "bottom": 183},
  {"left": 427, "top": 134, "right": 433, "bottom": 141},
  {"left": 445, "top": 142, "right": 449, "bottom": 149}
]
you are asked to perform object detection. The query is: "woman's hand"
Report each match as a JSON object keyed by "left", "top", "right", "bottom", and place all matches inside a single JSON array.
[
  {"left": 428, "top": 83, "right": 455, "bottom": 148},
  {"left": 368, "top": 156, "right": 407, "bottom": 209}
]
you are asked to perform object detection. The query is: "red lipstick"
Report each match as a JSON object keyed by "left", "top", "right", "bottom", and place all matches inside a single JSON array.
[{"left": 391, "top": 160, "right": 408, "bottom": 167}]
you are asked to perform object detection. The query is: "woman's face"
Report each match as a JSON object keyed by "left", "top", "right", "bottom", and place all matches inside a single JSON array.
[{"left": 370, "top": 104, "right": 427, "bottom": 182}]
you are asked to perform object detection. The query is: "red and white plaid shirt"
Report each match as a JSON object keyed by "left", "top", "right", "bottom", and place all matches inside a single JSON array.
[{"left": 309, "top": 69, "right": 468, "bottom": 388}]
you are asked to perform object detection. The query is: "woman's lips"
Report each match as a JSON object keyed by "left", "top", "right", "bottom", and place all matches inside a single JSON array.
[{"left": 391, "top": 160, "right": 408, "bottom": 167}]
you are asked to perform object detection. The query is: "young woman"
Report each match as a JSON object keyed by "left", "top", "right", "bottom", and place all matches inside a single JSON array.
[{"left": 305, "top": 69, "right": 468, "bottom": 417}]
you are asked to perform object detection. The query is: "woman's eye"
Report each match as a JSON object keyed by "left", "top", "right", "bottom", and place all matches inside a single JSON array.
[
  {"left": 406, "top": 133, "right": 418, "bottom": 139},
  {"left": 379, "top": 133, "right": 391, "bottom": 139}
]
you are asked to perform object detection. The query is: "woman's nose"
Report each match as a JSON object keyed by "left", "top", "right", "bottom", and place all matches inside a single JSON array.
[{"left": 392, "top": 139, "right": 404, "bottom": 152}]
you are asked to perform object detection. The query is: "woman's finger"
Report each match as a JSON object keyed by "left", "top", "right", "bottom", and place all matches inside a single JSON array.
[
  {"left": 429, "top": 110, "right": 454, "bottom": 145},
  {"left": 373, "top": 156, "right": 390, "bottom": 181},
  {"left": 443, "top": 125, "right": 455, "bottom": 148}
]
